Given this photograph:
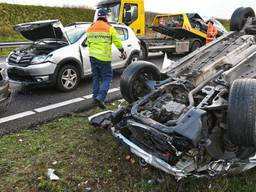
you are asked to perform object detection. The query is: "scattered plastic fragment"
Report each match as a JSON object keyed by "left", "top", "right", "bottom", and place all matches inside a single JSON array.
[
  {"left": 52, "top": 161, "right": 58, "bottom": 165},
  {"left": 47, "top": 168, "right": 60, "bottom": 181},
  {"left": 84, "top": 187, "right": 92, "bottom": 192}
]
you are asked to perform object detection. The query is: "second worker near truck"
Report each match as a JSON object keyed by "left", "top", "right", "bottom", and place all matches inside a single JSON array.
[
  {"left": 87, "top": 9, "right": 126, "bottom": 109},
  {"left": 206, "top": 19, "right": 218, "bottom": 44}
]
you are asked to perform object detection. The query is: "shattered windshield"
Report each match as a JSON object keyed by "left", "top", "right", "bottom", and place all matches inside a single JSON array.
[
  {"left": 65, "top": 27, "right": 86, "bottom": 44},
  {"left": 95, "top": 3, "right": 121, "bottom": 23}
]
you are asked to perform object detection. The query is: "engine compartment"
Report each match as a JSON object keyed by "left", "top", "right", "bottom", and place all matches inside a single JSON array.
[
  {"left": 22, "top": 39, "right": 67, "bottom": 54},
  {"left": 138, "top": 83, "right": 190, "bottom": 125},
  {"left": 8, "top": 39, "right": 68, "bottom": 66}
]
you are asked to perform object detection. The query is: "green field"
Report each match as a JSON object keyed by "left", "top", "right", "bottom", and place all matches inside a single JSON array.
[
  {"left": 0, "top": 3, "right": 95, "bottom": 42},
  {"left": 0, "top": 102, "right": 256, "bottom": 192}
]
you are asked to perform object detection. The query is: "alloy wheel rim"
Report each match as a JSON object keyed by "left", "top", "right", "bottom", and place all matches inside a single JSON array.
[{"left": 61, "top": 68, "right": 77, "bottom": 89}]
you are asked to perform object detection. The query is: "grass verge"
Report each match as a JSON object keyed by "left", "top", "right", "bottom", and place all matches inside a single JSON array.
[{"left": 1, "top": 102, "right": 255, "bottom": 192}]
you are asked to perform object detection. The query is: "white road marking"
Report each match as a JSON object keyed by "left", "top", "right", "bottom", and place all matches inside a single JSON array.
[
  {"left": 82, "top": 88, "right": 120, "bottom": 99},
  {"left": 0, "top": 111, "right": 35, "bottom": 124},
  {"left": 0, "top": 87, "right": 120, "bottom": 124},
  {"left": 83, "top": 94, "right": 93, "bottom": 99},
  {"left": 34, "top": 98, "right": 84, "bottom": 113}
]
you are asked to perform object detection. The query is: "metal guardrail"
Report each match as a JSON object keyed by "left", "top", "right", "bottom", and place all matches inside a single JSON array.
[{"left": 0, "top": 42, "right": 33, "bottom": 49}]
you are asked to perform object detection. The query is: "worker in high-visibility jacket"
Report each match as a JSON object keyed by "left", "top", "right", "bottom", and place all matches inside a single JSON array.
[
  {"left": 206, "top": 20, "right": 218, "bottom": 44},
  {"left": 86, "top": 9, "right": 126, "bottom": 109}
]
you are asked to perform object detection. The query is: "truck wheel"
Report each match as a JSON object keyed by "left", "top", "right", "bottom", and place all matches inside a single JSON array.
[
  {"left": 56, "top": 65, "right": 80, "bottom": 92},
  {"left": 120, "top": 61, "right": 160, "bottom": 103},
  {"left": 190, "top": 40, "right": 202, "bottom": 52},
  {"left": 140, "top": 45, "right": 148, "bottom": 60},
  {"left": 230, "top": 7, "right": 255, "bottom": 31},
  {"left": 228, "top": 79, "right": 256, "bottom": 147}
]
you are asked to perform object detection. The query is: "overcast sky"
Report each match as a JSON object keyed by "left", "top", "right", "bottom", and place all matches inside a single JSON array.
[{"left": 0, "top": 0, "right": 256, "bottom": 19}]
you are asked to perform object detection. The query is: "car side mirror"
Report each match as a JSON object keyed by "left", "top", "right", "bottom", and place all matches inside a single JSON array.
[{"left": 81, "top": 41, "right": 87, "bottom": 47}]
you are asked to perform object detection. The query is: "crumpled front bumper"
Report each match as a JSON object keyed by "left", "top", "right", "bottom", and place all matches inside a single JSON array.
[
  {"left": 111, "top": 127, "right": 187, "bottom": 178},
  {"left": 90, "top": 110, "right": 256, "bottom": 178}
]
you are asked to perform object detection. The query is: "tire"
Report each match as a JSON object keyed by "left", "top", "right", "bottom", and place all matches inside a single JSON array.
[
  {"left": 230, "top": 7, "right": 255, "bottom": 31},
  {"left": 56, "top": 65, "right": 80, "bottom": 92},
  {"left": 190, "top": 40, "right": 202, "bottom": 52},
  {"left": 140, "top": 45, "right": 148, "bottom": 60},
  {"left": 120, "top": 61, "right": 161, "bottom": 103},
  {"left": 228, "top": 79, "right": 256, "bottom": 147}
]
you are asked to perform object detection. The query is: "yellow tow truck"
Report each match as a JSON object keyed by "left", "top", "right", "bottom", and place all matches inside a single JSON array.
[{"left": 95, "top": 0, "right": 225, "bottom": 59}]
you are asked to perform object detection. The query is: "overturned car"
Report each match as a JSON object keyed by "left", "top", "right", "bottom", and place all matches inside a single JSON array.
[{"left": 90, "top": 7, "right": 256, "bottom": 178}]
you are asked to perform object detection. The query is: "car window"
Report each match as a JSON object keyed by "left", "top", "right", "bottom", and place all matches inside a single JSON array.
[
  {"left": 115, "top": 27, "right": 128, "bottom": 41},
  {"left": 95, "top": 3, "right": 121, "bottom": 23},
  {"left": 123, "top": 4, "right": 138, "bottom": 25},
  {"left": 65, "top": 27, "right": 86, "bottom": 44}
]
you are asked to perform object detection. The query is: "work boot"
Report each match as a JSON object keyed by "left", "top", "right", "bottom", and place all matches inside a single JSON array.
[{"left": 95, "top": 99, "right": 106, "bottom": 109}]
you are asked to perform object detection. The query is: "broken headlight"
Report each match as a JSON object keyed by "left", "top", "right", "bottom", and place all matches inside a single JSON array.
[{"left": 31, "top": 54, "right": 53, "bottom": 64}]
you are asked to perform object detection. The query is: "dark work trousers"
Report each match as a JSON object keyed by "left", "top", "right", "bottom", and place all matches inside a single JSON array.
[{"left": 89, "top": 57, "right": 113, "bottom": 102}]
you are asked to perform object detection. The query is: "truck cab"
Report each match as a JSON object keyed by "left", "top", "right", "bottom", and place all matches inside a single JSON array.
[{"left": 95, "top": 0, "right": 145, "bottom": 36}]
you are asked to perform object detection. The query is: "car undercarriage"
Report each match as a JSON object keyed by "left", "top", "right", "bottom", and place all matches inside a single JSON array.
[{"left": 90, "top": 7, "right": 256, "bottom": 179}]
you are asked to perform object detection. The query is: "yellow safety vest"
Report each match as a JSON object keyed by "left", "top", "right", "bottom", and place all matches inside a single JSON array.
[{"left": 86, "top": 20, "right": 123, "bottom": 61}]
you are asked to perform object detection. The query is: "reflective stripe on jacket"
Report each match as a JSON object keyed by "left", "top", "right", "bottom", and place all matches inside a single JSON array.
[{"left": 86, "top": 20, "right": 123, "bottom": 61}]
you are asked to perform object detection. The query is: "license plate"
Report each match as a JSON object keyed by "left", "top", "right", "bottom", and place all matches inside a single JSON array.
[{"left": 176, "top": 41, "right": 190, "bottom": 53}]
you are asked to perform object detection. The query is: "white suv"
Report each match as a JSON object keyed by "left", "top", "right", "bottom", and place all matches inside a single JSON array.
[{"left": 7, "top": 20, "right": 141, "bottom": 91}]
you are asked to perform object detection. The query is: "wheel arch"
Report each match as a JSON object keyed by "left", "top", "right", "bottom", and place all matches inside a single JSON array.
[{"left": 54, "top": 57, "right": 84, "bottom": 81}]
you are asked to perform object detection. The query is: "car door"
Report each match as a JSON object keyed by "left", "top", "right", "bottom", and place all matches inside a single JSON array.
[
  {"left": 80, "top": 26, "right": 129, "bottom": 74},
  {"left": 80, "top": 36, "right": 91, "bottom": 75},
  {"left": 111, "top": 27, "right": 129, "bottom": 69}
]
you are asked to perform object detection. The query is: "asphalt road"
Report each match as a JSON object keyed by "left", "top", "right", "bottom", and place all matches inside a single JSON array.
[{"left": 0, "top": 53, "right": 177, "bottom": 135}]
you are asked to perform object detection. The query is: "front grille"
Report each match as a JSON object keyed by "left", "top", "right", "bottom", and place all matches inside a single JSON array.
[
  {"left": 7, "top": 68, "right": 35, "bottom": 82},
  {"left": 8, "top": 53, "right": 33, "bottom": 67}
]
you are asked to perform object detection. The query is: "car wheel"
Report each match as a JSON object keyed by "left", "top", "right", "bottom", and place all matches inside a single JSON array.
[
  {"left": 140, "top": 45, "right": 148, "bottom": 60},
  {"left": 190, "top": 40, "right": 202, "bottom": 52},
  {"left": 228, "top": 79, "right": 256, "bottom": 148},
  {"left": 230, "top": 7, "right": 255, "bottom": 31},
  {"left": 120, "top": 61, "right": 160, "bottom": 103},
  {"left": 56, "top": 65, "right": 80, "bottom": 92}
]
